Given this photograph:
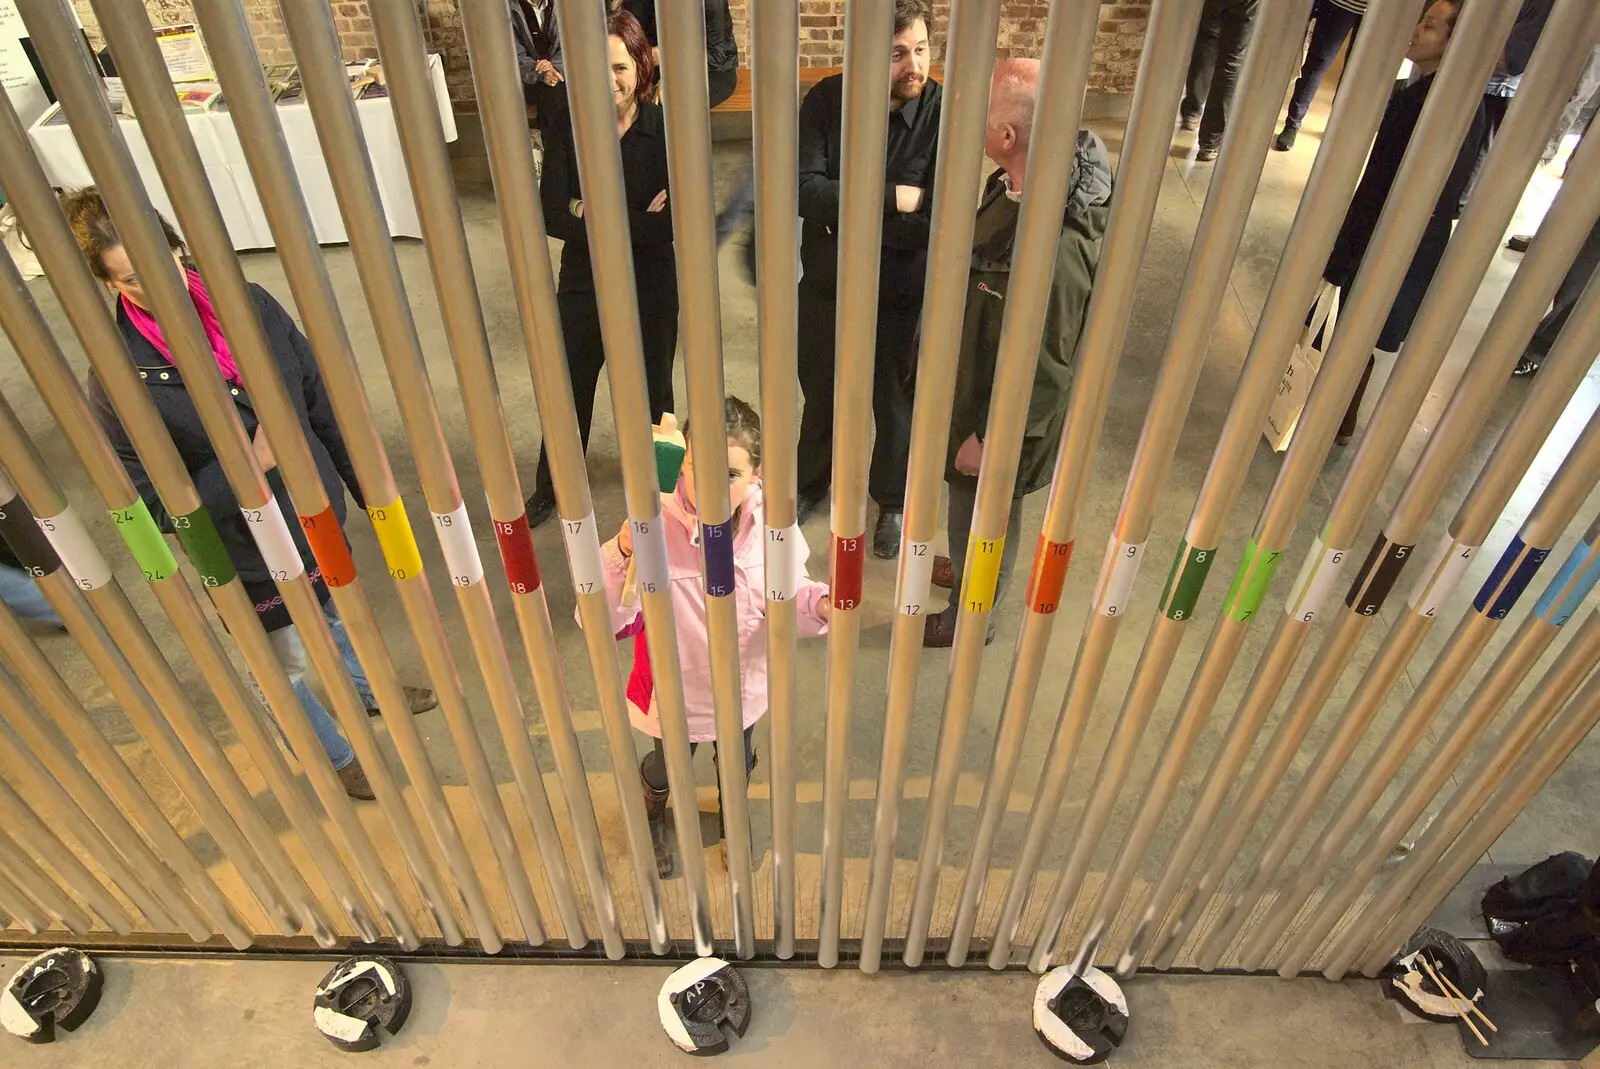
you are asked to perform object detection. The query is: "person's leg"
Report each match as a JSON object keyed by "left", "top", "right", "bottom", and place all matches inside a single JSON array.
[
  {"left": 707, "top": 66, "right": 737, "bottom": 110},
  {"left": 638, "top": 280, "right": 679, "bottom": 422},
  {"left": 1337, "top": 353, "right": 1376, "bottom": 443},
  {"left": 1284, "top": 1, "right": 1360, "bottom": 132},
  {"left": 794, "top": 282, "right": 838, "bottom": 507},
  {"left": 1547, "top": 48, "right": 1600, "bottom": 162},
  {"left": 0, "top": 565, "right": 62, "bottom": 628},
  {"left": 258, "top": 622, "right": 356, "bottom": 770},
  {"left": 1197, "top": 0, "right": 1259, "bottom": 150},
  {"left": 992, "top": 493, "right": 1026, "bottom": 609},
  {"left": 639, "top": 735, "right": 673, "bottom": 876},
  {"left": 321, "top": 603, "right": 378, "bottom": 709},
  {"left": 1182, "top": 9, "right": 1221, "bottom": 122},
  {"left": 868, "top": 294, "right": 920, "bottom": 513},
  {"left": 1525, "top": 217, "right": 1600, "bottom": 370},
  {"left": 534, "top": 290, "right": 606, "bottom": 500}
]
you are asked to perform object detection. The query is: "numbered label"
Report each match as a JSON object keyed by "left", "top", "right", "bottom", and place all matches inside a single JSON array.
[
  {"left": 0, "top": 494, "right": 60, "bottom": 580},
  {"left": 1407, "top": 534, "right": 1477, "bottom": 619},
  {"left": 1026, "top": 537, "right": 1074, "bottom": 615},
  {"left": 1344, "top": 535, "right": 1414, "bottom": 617},
  {"left": 109, "top": 499, "right": 178, "bottom": 582},
  {"left": 1284, "top": 538, "right": 1346, "bottom": 623},
  {"left": 765, "top": 523, "right": 801, "bottom": 602},
  {"left": 173, "top": 506, "right": 237, "bottom": 589},
  {"left": 561, "top": 511, "right": 606, "bottom": 597},
  {"left": 492, "top": 513, "right": 542, "bottom": 594},
  {"left": 430, "top": 503, "right": 483, "bottom": 588},
  {"left": 831, "top": 531, "right": 866, "bottom": 611},
  {"left": 1092, "top": 537, "right": 1144, "bottom": 618},
  {"left": 1532, "top": 540, "right": 1600, "bottom": 627},
  {"left": 701, "top": 517, "right": 737, "bottom": 598},
  {"left": 630, "top": 514, "right": 670, "bottom": 596},
  {"left": 298, "top": 506, "right": 358, "bottom": 587},
  {"left": 242, "top": 497, "right": 306, "bottom": 582},
  {"left": 1160, "top": 541, "right": 1218, "bottom": 622},
  {"left": 963, "top": 534, "right": 1007, "bottom": 614},
  {"left": 36, "top": 508, "right": 112, "bottom": 590},
  {"left": 897, "top": 539, "right": 935, "bottom": 616},
  {"left": 367, "top": 497, "right": 424, "bottom": 581}
]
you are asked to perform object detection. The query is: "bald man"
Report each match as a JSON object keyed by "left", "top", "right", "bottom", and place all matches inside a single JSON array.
[{"left": 924, "top": 60, "right": 1113, "bottom": 648}]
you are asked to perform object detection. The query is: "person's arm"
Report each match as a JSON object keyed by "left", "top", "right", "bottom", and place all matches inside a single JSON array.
[
  {"left": 1437, "top": 104, "right": 1488, "bottom": 223},
  {"left": 882, "top": 137, "right": 936, "bottom": 250},
  {"left": 1503, "top": 0, "right": 1554, "bottom": 77},
  {"left": 1023, "top": 217, "right": 1102, "bottom": 436},
  {"left": 797, "top": 82, "right": 842, "bottom": 227},
  {"left": 792, "top": 528, "right": 831, "bottom": 637},
  {"left": 509, "top": 4, "right": 542, "bottom": 85},
  {"left": 89, "top": 374, "right": 207, "bottom": 528},
  {"left": 539, "top": 125, "right": 584, "bottom": 243}
]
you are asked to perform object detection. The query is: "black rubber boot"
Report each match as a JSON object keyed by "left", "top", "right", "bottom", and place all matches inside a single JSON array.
[{"left": 641, "top": 762, "right": 673, "bottom": 879}]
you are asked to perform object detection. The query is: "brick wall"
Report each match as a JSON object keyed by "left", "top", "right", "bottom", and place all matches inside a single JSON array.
[{"left": 74, "top": 1, "right": 1150, "bottom": 106}]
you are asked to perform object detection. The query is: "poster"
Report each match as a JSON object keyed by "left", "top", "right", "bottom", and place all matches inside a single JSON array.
[
  {"left": 153, "top": 23, "right": 213, "bottom": 82},
  {"left": 0, "top": 0, "right": 49, "bottom": 128}
]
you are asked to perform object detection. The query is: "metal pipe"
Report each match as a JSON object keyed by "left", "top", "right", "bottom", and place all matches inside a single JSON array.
[
  {"left": 815, "top": 0, "right": 894, "bottom": 969},
  {"left": 969, "top": 0, "right": 1209, "bottom": 971},
  {"left": 454, "top": 0, "right": 670, "bottom": 953},
  {"left": 1205, "top": 0, "right": 1600, "bottom": 972},
  {"left": 553, "top": 0, "right": 715, "bottom": 954},
  {"left": 1136, "top": 84, "right": 1600, "bottom": 972},
  {"left": 938, "top": 0, "right": 1105, "bottom": 971},
  {"left": 988, "top": 0, "right": 1313, "bottom": 978},
  {"left": 656, "top": 0, "right": 758, "bottom": 958},
  {"left": 750, "top": 0, "right": 802, "bottom": 960},
  {"left": 1351, "top": 622, "right": 1600, "bottom": 976},
  {"left": 0, "top": 867, "right": 48, "bottom": 934},
  {"left": 856, "top": 0, "right": 1003, "bottom": 974},
  {"left": 0, "top": 827, "right": 94, "bottom": 934}
]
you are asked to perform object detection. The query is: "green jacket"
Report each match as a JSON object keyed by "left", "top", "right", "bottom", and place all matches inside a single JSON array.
[{"left": 947, "top": 131, "right": 1112, "bottom": 496}]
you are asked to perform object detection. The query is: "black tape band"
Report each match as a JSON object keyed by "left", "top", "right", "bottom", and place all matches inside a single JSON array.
[
  {"left": 1344, "top": 534, "right": 1413, "bottom": 617},
  {"left": 0, "top": 494, "right": 62, "bottom": 579}
]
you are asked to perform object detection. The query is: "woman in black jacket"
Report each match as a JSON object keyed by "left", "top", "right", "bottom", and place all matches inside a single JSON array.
[
  {"left": 525, "top": 9, "right": 674, "bottom": 526},
  {"left": 63, "top": 188, "right": 434, "bottom": 800},
  {"left": 1323, "top": 0, "right": 1482, "bottom": 443}
]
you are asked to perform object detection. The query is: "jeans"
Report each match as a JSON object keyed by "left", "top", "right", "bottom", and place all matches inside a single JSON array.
[
  {"left": 0, "top": 565, "right": 63, "bottom": 628},
  {"left": 251, "top": 604, "right": 371, "bottom": 771},
  {"left": 936, "top": 480, "right": 1025, "bottom": 629},
  {"left": 1283, "top": 0, "right": 1362, "bottom": 131},
  {"left": 1182, "top": 0, "right": 1261, "bottom": 147}
]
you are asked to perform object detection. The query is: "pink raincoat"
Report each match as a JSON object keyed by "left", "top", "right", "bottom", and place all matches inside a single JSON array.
[{"left": 596, "top": 479, "right": 830, "bottom": 742}]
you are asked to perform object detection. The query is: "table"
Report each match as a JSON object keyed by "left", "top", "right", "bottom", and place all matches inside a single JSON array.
[{"left": 27, "top": 53, "right": 457, "bottom": 250}]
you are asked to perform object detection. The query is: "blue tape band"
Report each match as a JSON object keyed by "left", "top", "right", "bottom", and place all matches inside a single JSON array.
[
  {"left": 1533, "top": 540, "right": 1600, "bottom": 626},
  {"left": 701, "top": 517, "right": 737, "bottom": 598}
]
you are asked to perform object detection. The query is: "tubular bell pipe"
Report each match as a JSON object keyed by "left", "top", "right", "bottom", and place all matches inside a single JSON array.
[
  {"left": 372, "top": 0, "right": 622, "bottom": 956},
  {"left": 1129, "top": 0, "right": 1519, "bottom": 972},
  {"left": 273, "top": 0, "right": 582, "bottom": 950},
  {"left": 938, "top": 0, "right": 1105, "bottom": 971},
  {"left": 970, "top": 0, "right": 1207, "bottom": 972},
  {"left": 0, "top": 333, "right": 382, "bottom": 946},
  {"left": 1351, "top": 622, "right": 1600, "bottom": 977},
  {"left": 0, "top": 736, "right": 137, "bottom": 933},
  {"left": 0, "top": 868, "right": 48, "bottom": 934},
  {"left": 816, "top": 0, "right": 894, "bottom": 970},
  {"left": 454, "top": 0, "right": 670, "bottom": 954},
  {"left": 1279, "top": 503, "right": 1600, "bottom": 975},
  {"left": 856, "top": 0, "right": 1003, "bottom": 974},
  {"left": 1213, "top": 2, "right": 1600, "bottom": 972},
  {"left": 1004, "top": 0, "right": 1313, "bottom": 978},
  {"left": 656, "top": 0, "right": 758, "bottom": 958},
  {"left": 0, "top": 827, "right": 94, "bottom": 934},
  {"left": 1136, "top": 88, "right": 1600, "bottom": 975},
  {"left": 552, "top": 0, "right": 715, "bottom": 955},
  {"left": 750, "top": 0, "right": 802, "bottom": 960}
]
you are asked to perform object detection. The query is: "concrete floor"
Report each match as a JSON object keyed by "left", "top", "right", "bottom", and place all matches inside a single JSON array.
[{"left": 1, "top": 86, "right": 1598, "bottom": 1061}]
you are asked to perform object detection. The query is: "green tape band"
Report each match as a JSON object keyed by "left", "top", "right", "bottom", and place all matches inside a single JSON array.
[
  {"left": 171, "top": 506, "right": 237, "bottom": 588},
  {"left": 109, "top": 498, "right": 178, "bottom": 582},
  {"left": 1221, "top": 538, "right": 1284, "bottom": 622},
  {"left": 1158, "top": 542, "right": 1216, "bottom": 621}
]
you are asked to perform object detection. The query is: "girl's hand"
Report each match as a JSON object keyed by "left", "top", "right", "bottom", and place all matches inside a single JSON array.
[
  {"left": 617, "top": 520, "right": 633, "bottom": 557},
  {"left": 817, "top": 594, "right": 831, "bottom": 621},
  {"left": 646, "top": 189, "right": 668, "bottom": 213}
]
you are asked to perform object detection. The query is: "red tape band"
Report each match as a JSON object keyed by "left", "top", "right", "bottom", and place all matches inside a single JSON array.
[
  {"left": 494, "top": 513, "right": 542, "bottom": 594},
  {"left": 831, "top": 530, "right": 865, "bottom": 611},
  {"left": 1027, "top": 536, "right": 1074, "bottom": 615},
  {"left": 297, "top": 506, "right": 357, "bottom": 587}
]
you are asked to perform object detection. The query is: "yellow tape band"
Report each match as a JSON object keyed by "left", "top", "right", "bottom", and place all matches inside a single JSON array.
[
  {"left": 961, "top": 534, "right": 1006, "bottom": 613},
  {"left": 367, "top": 496, "right": 424, "bottom": 581}
]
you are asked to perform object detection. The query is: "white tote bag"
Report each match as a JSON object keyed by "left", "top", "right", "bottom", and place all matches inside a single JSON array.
[{"left": 1263, "top": 281, "right": 1338, "bottom": 452}]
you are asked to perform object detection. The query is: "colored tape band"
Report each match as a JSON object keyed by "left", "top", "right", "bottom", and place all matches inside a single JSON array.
[
  {"left": 1220, "top": 540, "right": 1282, "bottom": 623},
  {"left": 897, "top": 539, "right": 935, "bottom": 616},
  {"left": 561, "top": 511, "right": 606, "bottom": 596},
  {"left": 1160, "top": 541, "right": 1219, "bottom": 622},
  {"left": 1344, "top": 535, "right": 1413, "bottom": 617},
  {"left": 1093, "top": 537, "right": 1145, "bottom": 618},
  {"left": 242, "top": 497, "right": 306, "bottom": 582},
  {"left": 431, "top": 503, "right": 484, "bottom": 588},
  {"left": 701, "top": 517, "right": 737, "bottom": 598},
  {"left": 765, "top": 523, "right": 801, "bottom": 602},
  {"left": 492, "top": 513, "right": 542, "bottom": 594},
  {"left": 367, "top": 496, "right": 424, "bottom": 581},
  {"left": 1473, "top": 536, "right": 1549, "bottom": 619},
  {"left": 171, "top": 506, "right": 237, "bottom": 588},
  {"left": 109, "top": 498, "right": 178, "bottom": 582},
  {"left": 0, "top": 494, "right": 61, "bottom": 579},
  {"left": 1285, "top": 538, "right": 1347, "bottom": 623},
  {"left": 962, "top": 534, "right": 1007, "bottom": 614},
  {"left": 297, "top": 506, "right": 358, "bottom": 587},
  {"left": 831, "top": 531, "right": 865, "bottom": 610},
  {"left": 1543, "top": 541, "right": 1600, "bottom": 627},
  {"left": 630, "top": 513, "right": 670, "bottom": 597},
  {"left": 36, "top": 508, "right": 112, "bottom": 590},
  {"left": 1026, "top": 536, "right": 1073, "bottom": 615},
  {"left": 1407, "top": 534, "right": 1478, "bottom": 620}
]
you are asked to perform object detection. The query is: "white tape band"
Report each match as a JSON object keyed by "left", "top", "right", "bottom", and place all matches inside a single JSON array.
[
  {"left": 1093, "top": 537, "right": 1145, "bottom": 618},
  {"left": 1407, "top": 534, "right": 1477, "bottom": 619},
  {"left": 35, "top": 508, "right": 112, "bottom": 591},
  {"left": 241, "top": 497, "right": 306, "bottom": 582},
  {"left": 764, "top": 523, "right": 800, "bottom": 602},
  {"left": 430, "top": 503, "right": 483, "bottom": 588},
  {"left": 629, "top": 513, "right": 670, "bottom": 596},
  {"left": 898, "top": 539, "right": 935, "bottom": 616},
  {"left": 1285, "top": 538, "right": 1345, "bottom": 623},
  {"left": 561, "top": 510, "right": 606, "bottom": 597}
]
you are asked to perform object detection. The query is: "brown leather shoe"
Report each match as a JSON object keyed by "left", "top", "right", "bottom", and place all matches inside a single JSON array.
[
  {"left": 337, "top": 759, "right": 376, "bottom": 800},
  {"left": 931, "top": 555, "right": 955, "bottom": 589},
  {"left": 367, "top": 685, "right": 438, "bottom": 717},
  {"left": 922, "top": 610, "right": 996, "bottom": 649}
]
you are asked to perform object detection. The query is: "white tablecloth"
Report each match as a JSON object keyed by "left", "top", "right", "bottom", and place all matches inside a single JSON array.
[{"left": 27, "top": 53, "right": 457, "bottom": 250}]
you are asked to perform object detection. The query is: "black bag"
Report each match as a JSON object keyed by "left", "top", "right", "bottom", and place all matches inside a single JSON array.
[{"left": 1482, "top": 852, "right": 1600, "bottom": 968}]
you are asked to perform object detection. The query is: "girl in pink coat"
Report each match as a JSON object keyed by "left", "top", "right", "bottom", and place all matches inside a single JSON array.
[{"left": 601, "top": 397, "right": 831, "bottom": 877}]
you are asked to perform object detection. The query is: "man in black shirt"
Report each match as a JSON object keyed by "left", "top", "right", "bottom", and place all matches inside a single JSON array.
[{"left": 795, "top": 0, "right": 939, "bottom": 557}]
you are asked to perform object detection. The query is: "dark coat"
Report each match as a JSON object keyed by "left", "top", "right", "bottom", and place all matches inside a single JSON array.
[
  {"left": 510, "top": 0, "right": 561, "bottom": 79},
  {"left": 1325, "top": 73, "right": 1486, "bottom": 350},
  {"left": 947, "top": 132, "right": 1114, "bottom": 495},
  {"left": 622, "top": 0, "right": 738, "bottom": 73},
  {"left": 89, "top": 283, "right": 364, "bottom": 632}
]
